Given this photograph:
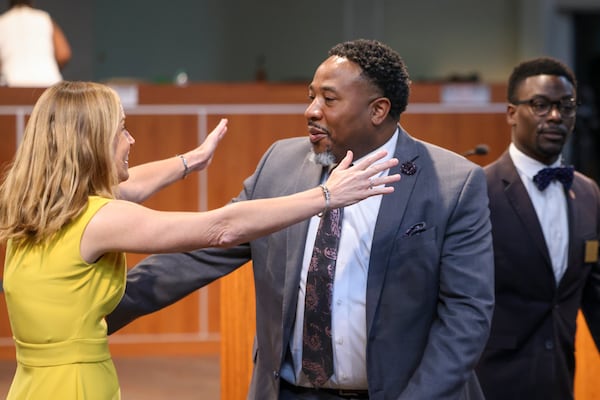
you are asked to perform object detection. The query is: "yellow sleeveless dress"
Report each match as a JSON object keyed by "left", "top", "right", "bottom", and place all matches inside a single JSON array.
[{"left": 3, "top": 196, "right": 126, "bottom": 399}]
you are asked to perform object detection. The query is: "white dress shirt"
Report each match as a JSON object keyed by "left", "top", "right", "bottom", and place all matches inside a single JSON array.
[
  {"left": 280, "top": 129, "right": 398, "bottom": 389},
  {"left": 509, "top": 143, "right": 569, "bottom": 284}
]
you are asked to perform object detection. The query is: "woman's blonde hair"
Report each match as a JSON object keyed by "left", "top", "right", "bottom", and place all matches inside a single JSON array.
[{"left": 0, "top": 81, "right": 122, "bottom": 243}]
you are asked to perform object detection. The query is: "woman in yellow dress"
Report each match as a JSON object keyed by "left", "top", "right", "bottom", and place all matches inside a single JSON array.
[{"left": 0, "top": 81, "right": 399, "bottom": 399}]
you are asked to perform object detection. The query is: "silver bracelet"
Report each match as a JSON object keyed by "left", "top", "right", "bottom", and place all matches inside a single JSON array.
[
  {"left": 177, "top": 154, "right": 190, "bottom": 179},
  {"left": 318, "top": 184, "right": 330, "bottom": 217}
]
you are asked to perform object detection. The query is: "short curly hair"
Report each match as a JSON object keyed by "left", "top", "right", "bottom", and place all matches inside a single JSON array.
[
  {"left": 328, "top": 39, "right": 410, "bottom": 120},
  {"left": 10, "top": 0, "right": 32, "bottom": 7},
  {"left": 507, "top": 57, "right": 577, "bottom": 103}
]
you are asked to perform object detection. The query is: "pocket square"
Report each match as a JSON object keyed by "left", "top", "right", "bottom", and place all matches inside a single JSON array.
[{"left": 405, "top": 222, "right": 427, "bottom": 237}]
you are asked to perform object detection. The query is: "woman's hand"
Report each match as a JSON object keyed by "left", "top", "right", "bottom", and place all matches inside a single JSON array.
[
  {"left": 118, "top": 119, "right": 228, "bottom": 203},
  {"left": 324, "top": 150, "right": 400, "bottom": 209},
  {"left": 182, "top": 118, "right": 228, "bottom": 173}
]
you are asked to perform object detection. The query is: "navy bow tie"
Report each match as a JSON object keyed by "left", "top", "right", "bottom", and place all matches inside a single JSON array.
[{"left": 533, "top": 166, "right": 574, "bottom": 191}]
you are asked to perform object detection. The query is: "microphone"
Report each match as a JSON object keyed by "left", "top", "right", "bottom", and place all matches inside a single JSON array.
[{"left": 462, "top": 144, "right": 489, "bottom": 157}]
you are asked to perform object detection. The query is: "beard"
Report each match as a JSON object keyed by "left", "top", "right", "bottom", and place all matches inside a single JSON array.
[{"left": 309, "top": 149, "right": 336, "bottom": 166}]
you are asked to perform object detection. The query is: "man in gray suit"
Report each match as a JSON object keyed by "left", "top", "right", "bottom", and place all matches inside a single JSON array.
[{"left": 107, "top": 39, "right": 494, "bottom": 399}]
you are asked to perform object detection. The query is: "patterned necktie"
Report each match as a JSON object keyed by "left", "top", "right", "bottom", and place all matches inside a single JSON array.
[
  {"left": 533, "top": 166, "right": 574, "bottom": 191},
  {"left": 302, "top": 207, "right": 343, "bottom": 387}
]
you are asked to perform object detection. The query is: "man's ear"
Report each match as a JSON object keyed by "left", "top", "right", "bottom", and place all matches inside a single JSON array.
[
  {"left": 506, "top": 104, "right": 517, "bottom": 126},
  {"left": 370, "top": 97, "right": 391, "bottom": 125}
]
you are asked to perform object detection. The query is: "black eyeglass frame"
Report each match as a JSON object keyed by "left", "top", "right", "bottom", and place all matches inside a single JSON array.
[{"left": 510, "top": 95, "right": 578, "bottom": 118}]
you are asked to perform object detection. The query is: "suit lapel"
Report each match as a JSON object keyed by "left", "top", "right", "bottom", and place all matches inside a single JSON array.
[
  {"left": 281, "top": 153, "right": 324, "bottom": 343},
  {"left": 498, "top": 153, "right": 553, "bottom": 268},
  {"left": 560, "top": 178, "right": 580, "bottom": 287},
  {"left": 366, "top": 128, "right": 419, "bottom": 333}
]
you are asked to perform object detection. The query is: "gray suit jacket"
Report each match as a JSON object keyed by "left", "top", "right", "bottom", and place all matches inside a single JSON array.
[
  {"left": 107, "top": 128, "right": 494, "bottom": 400},
  {"left": 476, "top": 151, "right": 600, "bottom": 400}
]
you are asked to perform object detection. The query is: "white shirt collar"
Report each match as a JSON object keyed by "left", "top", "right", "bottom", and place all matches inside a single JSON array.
[{"left": 508, "top": 142, "right": 563, "bottom": 180}]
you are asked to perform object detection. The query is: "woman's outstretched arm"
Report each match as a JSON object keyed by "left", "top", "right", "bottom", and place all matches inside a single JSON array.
[
  {"left": 118, "top": 118, "right": 228, "bottom": 203},
  {"left": 81, "top": 150, "right": 400, "bottom": 262}
]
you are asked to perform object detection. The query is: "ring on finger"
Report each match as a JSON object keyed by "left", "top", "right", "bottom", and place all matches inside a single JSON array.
[{"left": 368, "top": 177, "right": 375, "bottom": 190}]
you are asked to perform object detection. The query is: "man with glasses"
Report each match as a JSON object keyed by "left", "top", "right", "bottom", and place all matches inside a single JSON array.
[{"left": 476, "top": 57, "right": 600, "bottom": 400}]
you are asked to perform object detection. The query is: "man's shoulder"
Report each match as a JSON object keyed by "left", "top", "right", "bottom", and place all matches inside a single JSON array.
[
  {"left": 272, "top": 136, "right": 310, "bottom": 148},
  {"left": 416, "top": 139, "right": 482, "bottom": 173},
  {"left": 573, "top": 170, "right": 600, "bottom": 196},
  {"left": 574, "top": 170, "right": 598, "bottom": 184},
  {"left": 482, "top": 152, "right": 511, "bottom": 175},
  {"left": 265, "top": 136, "right": 311, "bottom": 158}
]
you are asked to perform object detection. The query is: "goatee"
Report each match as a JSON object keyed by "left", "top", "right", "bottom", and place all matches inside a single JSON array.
[{"left": 309, "top": 149, "right": 336, "bottom": 166}]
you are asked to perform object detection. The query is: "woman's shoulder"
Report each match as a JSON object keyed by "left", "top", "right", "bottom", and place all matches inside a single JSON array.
[
  {"left": 88, "top": 195, "right": 112, "bottom": 204},
  {"left": 77, "top": 196, "right": 113, "bottom": 223},
  {"left": 86, "top": 195, "right": 113, "bottom": 211}
]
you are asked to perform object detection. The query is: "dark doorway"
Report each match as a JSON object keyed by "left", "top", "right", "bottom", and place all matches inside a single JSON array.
[{"left": 571, "top": 13, "right": 600, "bottom": 183}]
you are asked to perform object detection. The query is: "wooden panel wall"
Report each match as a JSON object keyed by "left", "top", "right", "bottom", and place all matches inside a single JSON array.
[
  {"left": 0, "top": 83, "right": 598, "bottom": 400},
  {"left": 576, "top": 315, "right": 600, "bottom": 399}
]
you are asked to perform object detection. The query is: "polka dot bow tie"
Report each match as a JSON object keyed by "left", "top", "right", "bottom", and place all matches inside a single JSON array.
[{"left": 533, "top": 165, "right": 574, "bottom": 191}]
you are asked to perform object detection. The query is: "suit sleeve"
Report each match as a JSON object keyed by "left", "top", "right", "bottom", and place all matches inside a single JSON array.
[
  {"left": 105, "top": 140, "right": 285, "bottom": 334},
  {"left": 582, "top": 259, "right": 600, "bottom": 351},
  {"left": 580, "top": 180, "right": 600, "bottom": 350},
  {"left": 399, "top": 166, "right": 495, "bottom": 399},
  {"left": 106, "top": 246, "right": 251, "bottom": 334}
]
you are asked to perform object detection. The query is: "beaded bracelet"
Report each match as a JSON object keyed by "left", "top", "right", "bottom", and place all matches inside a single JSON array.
[{"left": 318, "top": 184, "right": 330, "bottom": 217}]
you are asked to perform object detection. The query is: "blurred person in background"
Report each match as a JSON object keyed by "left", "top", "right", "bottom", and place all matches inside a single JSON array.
[
  {"left": 476, "top": 57, "right": 600, "bottom": 400},
  {"left": 0, "top": 0, "right": 71, "bottom": 87}
]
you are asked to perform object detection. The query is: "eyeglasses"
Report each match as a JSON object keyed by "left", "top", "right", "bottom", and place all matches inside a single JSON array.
[{"left": 511, "top": 96, "right": 577, "bottom": 118}]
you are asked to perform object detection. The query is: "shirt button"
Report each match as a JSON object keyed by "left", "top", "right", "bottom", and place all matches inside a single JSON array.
[
  {"left": 336, "top": 337, "right": 343, "bottom": 345},
  {"left": 273, "top": 370, "right": 280, "bottom": 379},
  {"left": 545, "top": 339, "right": 554, "bottom": 350}
]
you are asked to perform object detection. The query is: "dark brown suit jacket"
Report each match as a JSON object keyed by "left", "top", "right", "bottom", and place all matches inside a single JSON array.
[{"left": 477, "top": 151, "right": 600, "bottom": 400}]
